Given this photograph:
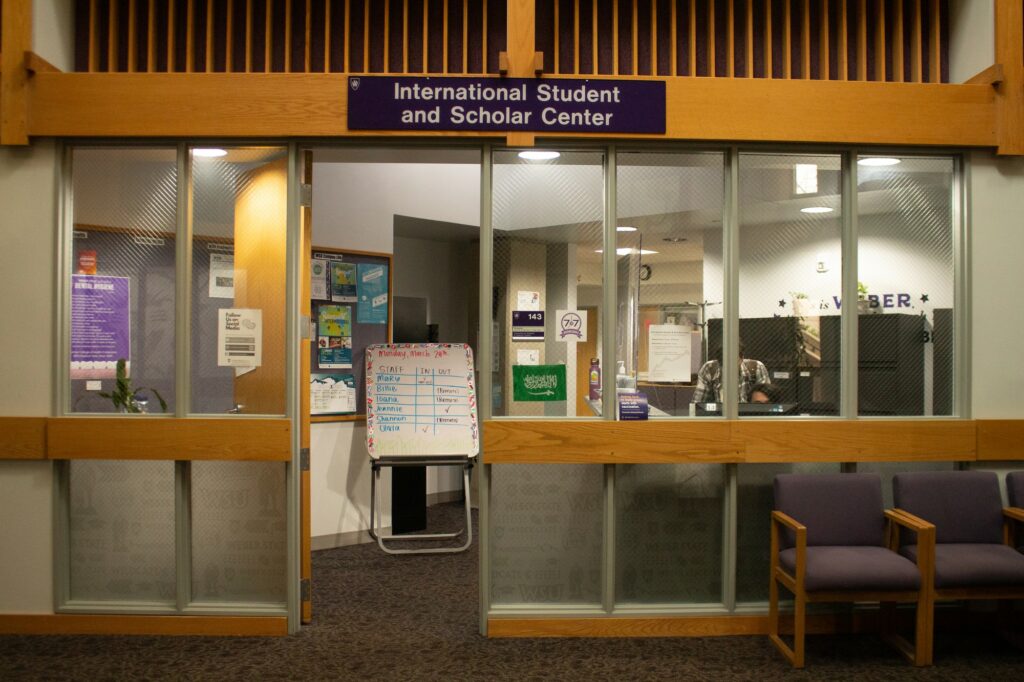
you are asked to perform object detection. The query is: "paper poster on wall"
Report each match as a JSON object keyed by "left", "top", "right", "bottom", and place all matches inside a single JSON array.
[
  {"left": 357, "top": 263, "right": 389, "bottom": 324},
  {"left": 517, "top": 290, "right": 541, "bottom": 311},
  {"left": 647, "top": 324, "right": 691, "bottom": 382},
  {"left": 70, "top": 274, "right": 131, "bottom": 379},
  {"left": 317, "top": 305, "right": 353, "bottom": 368},
  {"left": 513, "top": 364, "right": 567, "bottom": 401},
  {"left": 310, "top": 259, "right": 328, "bottom": 300},
  {"left": 217, "top": 308, "right": 262, "bottom": 368},
  {"left": 208, "top": 253, "right": 235, "bottom": 299},
  {"left": 311, "top": 373, "right": 356, "bottom": 415},
  {"left": 331, "top": 261, "right": 357, "bottom": 302},
  {"left": 516, "top": 349, "right": 540, "bottom": 365},
  {"left": 555, "top": 309, "right": 587, "bottom": 342}
]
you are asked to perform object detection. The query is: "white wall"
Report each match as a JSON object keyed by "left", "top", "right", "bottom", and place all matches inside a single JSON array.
[
  {"left": 33, "top": 0, "right": 74, "bottom": 71},
  {"left": 0, "top": 141, "right": 59, "bottom": 612},
  {"left": 948, "top": 0, "right": 995, "bottom": 83},
  {"left": 970, "top": 153, "right": 1024, "bottom": 417}
]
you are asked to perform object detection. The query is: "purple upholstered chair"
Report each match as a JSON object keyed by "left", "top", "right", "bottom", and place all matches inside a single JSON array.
[
  {"left": 1008, "top": 472, "right": 1024, "bottom": 549},
  {"left": 770, "top": 473, "right": 933, "bottom": 668},
  {"left": 1007, "top": 472, "right": 1024, "bottom": 509},
  {"left": 893, "top": 471, "right": 1024, "bottom": 648}
]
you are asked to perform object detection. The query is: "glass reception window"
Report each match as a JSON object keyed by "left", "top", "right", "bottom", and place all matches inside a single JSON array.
[
  {"left": 491, "top": 149, "right": 604, "bottom": 417},
  {"left": 737, "top": 153, "right": 842, "bottom": 417},
  {"left": 615, "top": 152, "right": 725, "bottom": 418},
  {"left": 69, "top": 147, "right": 178, "bottom": 414},
  {"left": 190, "top": 146, "right": 289, "bottom": 416},
  {"left": 857, "top": 155, "right": 955, "bottom": 416}
]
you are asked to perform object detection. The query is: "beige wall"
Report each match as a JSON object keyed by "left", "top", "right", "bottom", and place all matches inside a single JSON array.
[
  {"left": 0, "top": 141, "right": 59, "bottom": 612},
  {"left": 969, "top": 153, "right": 1024, "bottom": 418}
]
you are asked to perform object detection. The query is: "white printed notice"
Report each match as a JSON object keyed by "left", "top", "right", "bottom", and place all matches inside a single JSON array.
[
  {"left": 365, "top": 343, "right": 478, "bottom": 458},
  {"left": 310, "top": 258, "right": 328, "bottom": 300},
  {"left": 208, "top": 253, "right": 235, "bottom": 299},
  {"left": 647, "top": 324, "right": 691, "bottom": 382},
  {"left": 217, "top": 308, "right": 262, "bottom": 368}
]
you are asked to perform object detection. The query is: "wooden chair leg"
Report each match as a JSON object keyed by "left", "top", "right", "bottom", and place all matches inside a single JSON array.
[
  {"left": 793, "top": 590, "right": 806, "bottom": 668},
  {"left": 768, "top": 572, "right": 803, "bottom": 667},
  {"left": 915, "top": 592, "right": 933, "bottom": 666}
]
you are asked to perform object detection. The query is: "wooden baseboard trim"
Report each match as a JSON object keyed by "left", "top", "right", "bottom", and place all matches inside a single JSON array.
[
  {"left": 0, "top": 614, "right": 288, "bottom": 636},
  {"left": 488, "top": 615, "right": 769, "bottom": 638},
  {"left": 486, "top": 612, "right": 891, "bottom": 638}
]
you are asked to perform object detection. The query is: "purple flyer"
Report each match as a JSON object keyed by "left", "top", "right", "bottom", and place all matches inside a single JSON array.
[
  {"left": 618, "top": 392, "right": 649, "bottom": 421},
  {"left": 71, "top": 274, "right": 131, "bottom": 379}
]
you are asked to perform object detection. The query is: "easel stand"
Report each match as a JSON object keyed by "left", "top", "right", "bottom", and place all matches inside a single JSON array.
[{"left": 368, "top": 456, "right": 474, "bottom": 555}]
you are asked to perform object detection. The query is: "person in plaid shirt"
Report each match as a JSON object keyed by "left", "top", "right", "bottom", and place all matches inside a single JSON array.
[{"left": 691, "top": 343, "right": 770, "bottom": 404}]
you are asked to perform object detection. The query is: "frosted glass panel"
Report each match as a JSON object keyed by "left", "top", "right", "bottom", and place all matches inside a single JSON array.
[
  {"left": 615, "top": 464, "right": 724, "bottom": 604},
  {"left": 491, "top": 150, "right": 604, "bottom": 418},
  {"left": 70, "top": 147, "right": 178, "bottom": 414},
  {"left": 191, "top": 147, "right": 289, "bottom": 415},
  {"left": 735, "top": 463, "right": 840, "bottom": 603},
  {"left": 69, "top": 460, "right": 176, "bottom": 602},
  {"left": 490, "top": 464, "right": 603, "bottom": 605},
  {"left": 736, "top": 153, "right": 842, "bottom": 416},
  {"left": 616, "top": 152, "right": 724, "bottom": 418},
  {"left": 857, "top": 156, "right": 955, "bottom": 416},
  {"left": 191, "top": 462, "right": 287, "bottom": 603}
]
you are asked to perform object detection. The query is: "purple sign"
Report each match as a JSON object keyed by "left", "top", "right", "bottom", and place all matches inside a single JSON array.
[
  {"left": 618, "top": 392, "right": 649, "bottom": 421},
  {"left": 71, "top": 274, "right": 131, "bottom": 379},
  {"left": 348, "top": 76, "right": 666, "bottom": 134},
  {"left": 512, "top": 311, "right": 545, "bottom": 341}
]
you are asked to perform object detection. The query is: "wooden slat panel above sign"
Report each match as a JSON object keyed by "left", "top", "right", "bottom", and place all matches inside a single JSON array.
[
  {"left": 26, "top": 72, "right": 997, "bottom": 149},
  {"left": 484, "top": 419, "right": 979, "bottom": 464},
  {"left": 47, "top": 417, "right": 291, "bottom": 461}
]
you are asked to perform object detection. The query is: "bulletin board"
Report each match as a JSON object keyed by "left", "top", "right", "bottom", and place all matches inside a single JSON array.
[
  {"left": 365, "top": 344, "right": 479, "bottom": 459},
  {"left": 310, "top": 247, "right": 392, "bottom": 423}
]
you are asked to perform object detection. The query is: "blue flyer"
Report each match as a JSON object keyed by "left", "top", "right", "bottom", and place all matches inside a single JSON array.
[{"left": 357, "top": 263, "right": 389, "bottom": 324}]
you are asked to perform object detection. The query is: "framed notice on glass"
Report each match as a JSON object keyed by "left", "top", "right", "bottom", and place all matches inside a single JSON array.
[{"left": 309, "top": 247, "right": 392, "bottom": 423}]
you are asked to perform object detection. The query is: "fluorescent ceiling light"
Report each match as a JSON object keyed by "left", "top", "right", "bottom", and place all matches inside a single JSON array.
[
  {"left": 616, "top": 226, "right": 637, "bottom": 232},
  {"left": 800, "top": 206, "right": 834, "bottom": 214},
  {"left": 858, "top": 157, "right": 901, "bottom": 167},
  {"left": 518, "top": 150, "right": 560, "bottom": 161},
  {"left": 193, "top": 148, "right": 228, "bottom": 158},
  {"left": 595, "top": 248, "right": 660, "bottom": 256}
]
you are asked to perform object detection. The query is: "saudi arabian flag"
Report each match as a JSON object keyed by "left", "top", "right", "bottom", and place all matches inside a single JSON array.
[{"left": 512, "top": 364, "right": 567, "bottom": 402}]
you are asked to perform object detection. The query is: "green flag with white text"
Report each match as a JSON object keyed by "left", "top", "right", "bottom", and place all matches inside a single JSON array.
[{"left": 512, "top": 364, "right": 567, "bottom": 402}]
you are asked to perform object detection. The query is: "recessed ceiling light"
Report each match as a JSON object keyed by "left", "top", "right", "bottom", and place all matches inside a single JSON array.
[
  {"left": 858, "top": 157, "right": 901, "bottom": 167},
  {"left": 518, "top": 150, "right": 560, "bottom": 161},
  {"left": 193, "top": 148, "right": 228, "bottom": 158},
  {"left": 595, "top": 248, "right": 659, "bottom": 256},
  {"left": 616, "top": 226, "right": 637, "bottom": 232},
  {"left": 800, "top": 206, "right": 834, "bottom": 214},
  {"left": 662, "top": 236, "right": 688, "bottom": 243}
]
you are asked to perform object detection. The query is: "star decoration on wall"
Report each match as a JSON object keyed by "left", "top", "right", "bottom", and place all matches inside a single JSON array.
[
  {"left": 778, "top": 299, "right": 786, "bottom": 308},
  {"left": 920, "top": 294, "right": 929, "bottom": 303}
]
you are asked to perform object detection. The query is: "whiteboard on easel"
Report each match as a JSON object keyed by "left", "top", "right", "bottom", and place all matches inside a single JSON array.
[{"left": 365, "top": 343, "right": 479, "bottom": 459}]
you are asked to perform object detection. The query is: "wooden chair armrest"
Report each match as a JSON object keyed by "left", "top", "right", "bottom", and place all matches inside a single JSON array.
[
  {"left": 886, "top": 508, "right": 935, "bottom": 533},
  {"left": 1004, "top": 507, "right": 1024, "bottom": 523},
  {"left": 771, "top": 510, "right": 806, "bottom": 533}
]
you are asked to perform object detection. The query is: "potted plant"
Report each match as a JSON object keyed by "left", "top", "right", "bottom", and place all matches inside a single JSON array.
[
  {"left": 98, "top": 358, "right": 167, "bottom": 413},
  {"left": 857, "top": 281, "right": 881, "bottom": 314}
]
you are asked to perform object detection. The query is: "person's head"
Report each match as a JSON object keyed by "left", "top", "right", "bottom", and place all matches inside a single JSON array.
[
  {"left": 749, "top": 383, "right": 782, "bottom": 404},
  {"left": 710, "top": 342, "right": 746, "bottom": 364}
]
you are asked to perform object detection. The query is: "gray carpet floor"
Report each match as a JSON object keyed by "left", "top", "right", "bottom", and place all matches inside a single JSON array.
[{"left": 2, "top": 503, "right": 1023, "bottom": 680}]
